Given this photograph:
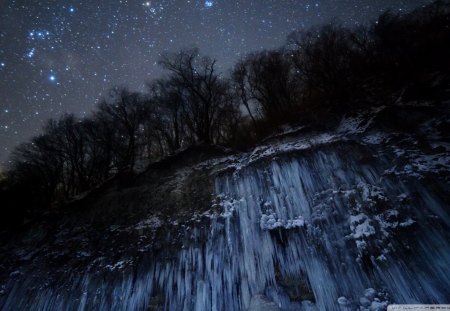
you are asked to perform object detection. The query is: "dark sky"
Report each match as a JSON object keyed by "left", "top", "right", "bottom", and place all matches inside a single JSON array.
[{"left": 0, "top": 0, "right": 434, "bottom": 165}]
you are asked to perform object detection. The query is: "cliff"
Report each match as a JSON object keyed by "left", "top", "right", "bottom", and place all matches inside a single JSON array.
[{"left": 0, "top": 101, "right": 449, "bottom": 310}]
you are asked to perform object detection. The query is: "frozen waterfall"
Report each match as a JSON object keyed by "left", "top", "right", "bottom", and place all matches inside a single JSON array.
[{"left": 1, "top": 145, "right": 449, "bottom": 311}]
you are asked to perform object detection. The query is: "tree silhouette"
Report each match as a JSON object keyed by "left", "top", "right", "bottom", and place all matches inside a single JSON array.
[{"left": 159, "top": 49, "right": 235, "bottom": 144}]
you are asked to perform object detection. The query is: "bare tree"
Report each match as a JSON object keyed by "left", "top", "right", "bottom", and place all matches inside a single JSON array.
[
  {"left": 11, "top": 132, "right": 64, "bottom": 207},
  {"left": 231, "top": 61, "right": 257, "bottom": 127},
  {"left": 96, "top": 87, "right": 147, "bottom": 172},
  {"left": 148, "top": 78, "right": 186, "bottom": 153},
  {"left": 159, "top": 49, "right": 236, "bottom": 144},
  {"left": 233, "top": 50, "right": 299, "bottom": 123}
]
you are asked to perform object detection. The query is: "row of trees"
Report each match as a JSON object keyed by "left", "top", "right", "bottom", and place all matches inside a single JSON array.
[
  {"left": 2, "top": 1, "right": 449, "bottom": 227},
  {"left": 2, "top": 49, "right": 245, "bottom": 220}
]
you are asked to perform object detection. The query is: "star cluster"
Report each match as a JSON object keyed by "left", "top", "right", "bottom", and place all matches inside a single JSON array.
[{"left": 0, "top": 0, "right": 434, "bottom": 164}]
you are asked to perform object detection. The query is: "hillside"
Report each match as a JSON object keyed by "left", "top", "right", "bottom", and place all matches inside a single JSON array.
[{"left": 0, "top": 100, "right": 449, "bottom": 310}]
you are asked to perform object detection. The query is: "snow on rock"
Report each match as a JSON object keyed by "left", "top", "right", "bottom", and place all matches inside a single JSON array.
[
  {"left": 76, "top": 251, "right": 91, "bottom": 258},
  {"left": 399, "top": 219, "right": 415, "bottom": 227},
  {"left": 385, "top": 144, "right": 450, "bottom": 179},
  {"left": 104, "top": 259, "right": 132, "bottom": 271},
  {"left": 260, "top": 213, "right": 305, "bottom": 230},
  {"left": 8, "top": 271, "right": 21, "bottom": 278},
  {"left": 358, "top": 288, "right": 390, "bottom": 311},
  {"left": 350, "top": 214, "right": 376, "bottom": 239},
  {"left": 357, "top": 182, "right": 387, "bottom": 204},
  {"left": 337, "top": 296, "right": 350, "bottom": 305},
  {"left": 368, "top": 300, "right": 389, "bottom": 311},
  {"left": 337, "top": 116, "right": 367, "bottom": 134},
  {"left": 134, "top": 216, "right": 162, "bottom": 231},
  {"left": 376, "top": 254, "right": 387, "bottom": 262},
  {"left": 211, "top": 194, "right": 240, "bottom": 219},
  {"left": 362, "top": 132, "right": 388, "bottom": 145},
  {"left": 364, "top": 288, "right": 377, "bottom": 300}
]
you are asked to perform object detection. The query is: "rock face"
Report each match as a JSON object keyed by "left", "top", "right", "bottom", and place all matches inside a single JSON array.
[{"left": 0, "top": 104, "right": 449, "bottom": 310}]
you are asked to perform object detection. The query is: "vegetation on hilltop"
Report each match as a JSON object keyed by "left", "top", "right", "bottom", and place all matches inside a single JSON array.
[{"left": 1, "top": 1, "right": 450, "bottom": 229}]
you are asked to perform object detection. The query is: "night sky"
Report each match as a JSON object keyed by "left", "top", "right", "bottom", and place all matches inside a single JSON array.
[{"left": 0, "top": 0, "right": 434, "bottom": 165}]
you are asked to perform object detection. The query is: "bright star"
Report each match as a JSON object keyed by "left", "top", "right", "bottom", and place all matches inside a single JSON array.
[
  {"left": 205, "top": 1, "right": 213, "bottom": 8},
  {"left": 27, "top": 48, "right": 36, "bottom": 58},
  {"left": 49, "top": 75, "right": 56, "bottom": 82},
  {"left": 69, "top": 7, "right": 75, "bottom": 13}
]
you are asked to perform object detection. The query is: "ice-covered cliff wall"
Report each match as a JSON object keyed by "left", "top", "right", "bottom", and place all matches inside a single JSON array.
[
  {"left": 1, "top": 105, "right": 449, "bottom": 311},
  {"left": 212, "top": 144, "right": 450, "bottom": 310}
]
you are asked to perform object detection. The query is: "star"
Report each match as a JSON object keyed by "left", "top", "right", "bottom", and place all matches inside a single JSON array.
[
  {"left": 26, "top": 48, "right": 36, "bottom": 58},
  {"left": 0, "top": 0, "right": 435, "bottom": 163}
]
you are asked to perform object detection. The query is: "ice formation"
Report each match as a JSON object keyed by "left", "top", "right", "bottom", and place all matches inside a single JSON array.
[{"left": 1, "top": 119, "right": 449, "bottom": 310}]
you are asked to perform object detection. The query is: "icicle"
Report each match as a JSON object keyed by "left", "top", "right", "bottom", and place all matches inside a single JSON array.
[{"left": 1, "top": 146, "right": 449, "bottom": 311}]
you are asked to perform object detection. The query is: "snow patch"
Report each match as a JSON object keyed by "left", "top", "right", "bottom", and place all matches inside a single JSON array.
[
  {"left": 135, "top": 216, "right": 162, "bottom": 231},
  {"left": 104, "top": 259, "right": 132, "bottom": 271},
  {"left": 260, "top": 213, "right": 305, "bottom": 230},
  {"left": 350, "top": 214, "right": 376, "bottom": 239}
]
